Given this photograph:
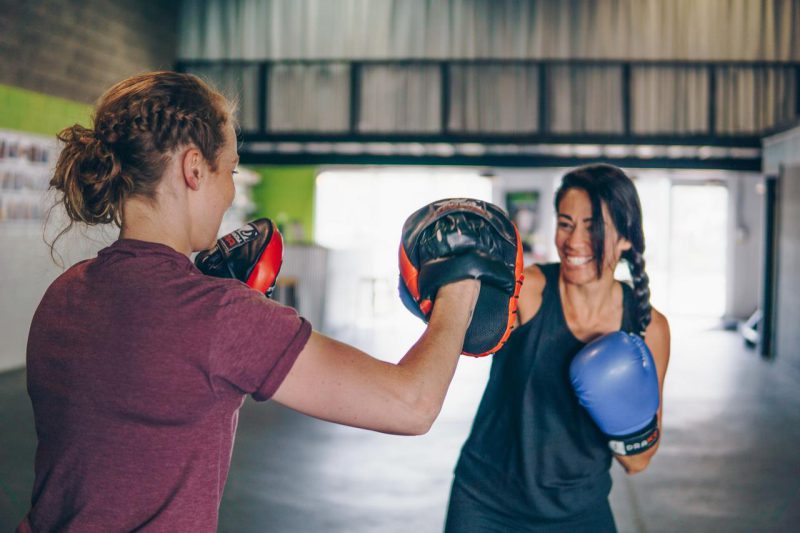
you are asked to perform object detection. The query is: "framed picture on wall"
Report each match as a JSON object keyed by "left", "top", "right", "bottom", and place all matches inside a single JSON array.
[
  {"left": 506, "top": 190, "right": 541, "bottom": 258},
  {"left": 0, "top": 129, "right": 58, "bottom": 222}
]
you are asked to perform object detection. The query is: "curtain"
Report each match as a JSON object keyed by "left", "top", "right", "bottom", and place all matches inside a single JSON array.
[
  {"left": 716, "top": 67, "right": 797, "bottom": 133},
  {"left": 179, "top": 0, "right": 800, "bottom": 61},
  {"left": 178, "top": 0, "right": 800, "bottom": 136},
  {"left": 184, "top": 65, "right": 261, "bottom": 132},
  {"left": 631, "top": 67, "right": 709, "bottom": 134},
  {"left": 448, "top": 65, "right": 539, "bottom": 133},
  {"left": 268, "top": 64, "right": 350, "bottom": 132},
  {"left": 359, "top": 65, "right": 440, "bottom": 132},
  {"left": 547, "top": 66, "right": 624, "bottom": 134}
]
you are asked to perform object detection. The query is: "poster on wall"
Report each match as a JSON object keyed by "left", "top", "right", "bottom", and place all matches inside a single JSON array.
[
  {"left": 506, "top": 190, "right": 545, "bottom": 261},
  {"left": 0, "top": 129, "right": 58, "bottom": 223}
]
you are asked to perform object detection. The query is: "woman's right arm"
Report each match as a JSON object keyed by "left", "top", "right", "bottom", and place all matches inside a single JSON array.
[{"left": 271, "top": 279, "right": 480, "bottom": 436}]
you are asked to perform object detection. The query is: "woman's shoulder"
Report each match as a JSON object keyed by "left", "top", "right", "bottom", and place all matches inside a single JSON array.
[
  {"left": 524, "top": 261, "right": 562, "bottom": 283},
  {"left": 517, "top": 263, "right": 552, "bottom": 324},
  {"left": 191, "top": 272, "right": 266, "bottom": 306},
  {"left": 192, "top": 274, "right": 307, "bottom": 334},
  {"left": 645, "top": 306, "right": 670, "bottom": 343},
  {"left": 522, "top": 263, "right": 546, "bottom": 289}
]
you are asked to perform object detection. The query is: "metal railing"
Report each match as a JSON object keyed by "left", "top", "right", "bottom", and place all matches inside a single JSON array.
[{"left": 175, "top": 58, "right": 800, "bottom": 168}]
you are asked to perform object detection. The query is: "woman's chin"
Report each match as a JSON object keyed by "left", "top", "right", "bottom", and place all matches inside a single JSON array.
[{"left": 560, "top": 260, "right": 597, "bottom": 284}]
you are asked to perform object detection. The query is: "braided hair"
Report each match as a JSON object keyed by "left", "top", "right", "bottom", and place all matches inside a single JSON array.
[
  {"left": 48, "top": 71, "right": 233, "bottom": 254},
  {"left": 554, "top": 164, "right": 652, "bottom": 336}
]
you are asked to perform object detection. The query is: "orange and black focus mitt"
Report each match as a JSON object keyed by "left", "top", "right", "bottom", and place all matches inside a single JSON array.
[
  {"left": 398, "top": 198, "right": 524, "bottom": 357},
  {"left": 195, "top": 218, "right": 284, "bottom": 298}
]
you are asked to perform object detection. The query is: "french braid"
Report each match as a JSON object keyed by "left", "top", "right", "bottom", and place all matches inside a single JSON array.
[{"left": 48, "top": 72, "right": 232, "bottom": 255}]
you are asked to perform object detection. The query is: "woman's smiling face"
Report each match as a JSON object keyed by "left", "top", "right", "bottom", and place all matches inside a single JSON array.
[{"left": 555, "top": 187, "right": 630, "bottom": 285}]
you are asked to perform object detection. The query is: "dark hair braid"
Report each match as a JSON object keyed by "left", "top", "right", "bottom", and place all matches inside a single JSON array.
[{"left": 623, "top": 247, "right": 652, "bottom": 335}]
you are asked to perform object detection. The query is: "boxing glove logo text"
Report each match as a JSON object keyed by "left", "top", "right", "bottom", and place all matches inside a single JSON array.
[{"left": 219, "top": 224, "right": 260, "bottom": 254}]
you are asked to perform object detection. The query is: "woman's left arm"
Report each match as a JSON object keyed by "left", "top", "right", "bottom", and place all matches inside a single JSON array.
[{"left": 615, "top": 308, "right": 671, "bottom": 475}]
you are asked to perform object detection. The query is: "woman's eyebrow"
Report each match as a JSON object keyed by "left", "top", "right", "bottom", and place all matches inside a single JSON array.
[{"left": 557, "top": 214, "right": 593, "bottom": 223}]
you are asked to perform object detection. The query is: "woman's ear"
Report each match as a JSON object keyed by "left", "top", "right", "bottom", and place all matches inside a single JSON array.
[
  {"left": 181, "top": 147, "right": 204, "bottom": 191},
  {"left": 617, "top": 237, "right": 633, "bottom": 254}
]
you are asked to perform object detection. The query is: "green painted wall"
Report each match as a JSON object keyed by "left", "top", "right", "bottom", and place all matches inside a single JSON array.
[
  {"left": 0, "top": 87, "right": 317, "bottom": 243},
  {"left": 250, "top": 166, "right": 317, "bottom": 243},
  {"left": 0, "top": 84, "right": 92, "bottom": 135}
]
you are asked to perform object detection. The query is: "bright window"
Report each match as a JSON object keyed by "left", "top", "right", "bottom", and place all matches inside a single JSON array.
[{"left": 315, "top": 167, "right": 492, "bottom": 334}]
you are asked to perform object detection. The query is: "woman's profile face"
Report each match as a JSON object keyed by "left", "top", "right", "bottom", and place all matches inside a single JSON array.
[
  {"left": 195, "top": 122, "right": 238, "bottom": 250},
  {"left": 555, "top": 187, "right": 630, "bottom": 285},
  {"left": 212, "top": 123, "right": 238, "bottom": 209}
]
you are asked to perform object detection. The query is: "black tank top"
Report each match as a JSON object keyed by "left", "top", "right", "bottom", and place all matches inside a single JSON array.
[{"left": 453, "top": 263, "right": 638, "bottom": 521}]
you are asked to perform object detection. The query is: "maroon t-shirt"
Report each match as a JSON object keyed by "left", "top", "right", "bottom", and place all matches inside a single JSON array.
[{"left": 22, "top": 239, "right": 311, "bottom": 532}]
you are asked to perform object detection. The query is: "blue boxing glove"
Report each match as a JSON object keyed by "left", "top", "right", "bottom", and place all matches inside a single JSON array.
[{"left": 569, "top": 331, "right": 660, "bottom": 456}]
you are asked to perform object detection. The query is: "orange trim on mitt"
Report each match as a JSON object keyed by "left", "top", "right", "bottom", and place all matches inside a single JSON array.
[
  {"left": 398, "top": 244, "right": 422, "bottom": 302},
  {"left": 245, "top": 221, "right": 284, "bottom": 293}
]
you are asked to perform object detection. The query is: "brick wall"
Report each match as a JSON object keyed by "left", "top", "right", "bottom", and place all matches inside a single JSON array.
[{"left": 0, "top": 0, "right": 178, "bottom": 104}]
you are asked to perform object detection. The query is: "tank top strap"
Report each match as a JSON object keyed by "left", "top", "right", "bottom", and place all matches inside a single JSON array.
[{"left": 536, "top": 263, "right": 561, "bottom": 299}]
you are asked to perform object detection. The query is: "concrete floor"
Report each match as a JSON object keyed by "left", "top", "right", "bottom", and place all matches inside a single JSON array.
[{"left": 2, "top": 317, "right": 799, "bottom": 532}]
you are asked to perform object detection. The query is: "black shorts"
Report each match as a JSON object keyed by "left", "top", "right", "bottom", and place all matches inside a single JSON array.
[{"left": 444, "top": 478, "right": 617, "bottom": 533}]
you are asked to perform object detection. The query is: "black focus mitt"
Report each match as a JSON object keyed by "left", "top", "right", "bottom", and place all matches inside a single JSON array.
[
  {"left": 398, "top": 198, "right": 523, "bottom": 357},
  {"left": 195, "top": 218, "right": 284, "bottom": 298}
]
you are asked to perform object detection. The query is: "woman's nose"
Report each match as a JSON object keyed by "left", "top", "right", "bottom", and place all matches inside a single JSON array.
[{"left": 566, "top": 226, "right": 589, "bottom": 249}]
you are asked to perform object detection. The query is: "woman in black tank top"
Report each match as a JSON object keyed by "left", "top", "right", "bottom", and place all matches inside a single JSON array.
[{"left": 445, "top": 164, "right": 671, "bottom": 532}]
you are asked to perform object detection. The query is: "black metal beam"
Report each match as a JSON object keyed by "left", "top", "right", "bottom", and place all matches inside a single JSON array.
[
  {"left": 174, "top": 57, "right": 796, "bottom": 148},
  {"left": 622, "top": 63, "right": 632, "bottom": 136},
  {"left": 349, "top": 62, "right": 361, "bottom": 134},
  {"left": 759, "top": 175, "right": 779, "bottom": 359},
  {"left": 176, "top": 58, "right": 800, "bottom": 69},
  {"left": 796, "top": 65, "right": 800, "bottom": 119},
  {"left": 238, "top": 151, "right": 761, "bottom": 172},
  {"left": 709, "top": 65, "right": 717, "bottom": 136},
  {"left": 240, "top": 132, "right": 761, "bottom": 148},
  {"left": 440, "top": 62, "right": 450, "bottom": 134},
  {"left": 538, "top": 65, "right": 548, "bottom": 134},
  {"left": 259, "top": 63, "right": 268, "bottom": 134}
]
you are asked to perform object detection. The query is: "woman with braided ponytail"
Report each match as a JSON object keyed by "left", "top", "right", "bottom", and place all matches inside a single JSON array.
[
  {"left": 21, "top": 72, "right": 482, "bottom": 532},
  {"left": 446, "top": 163, "right": 670, "bottom": 532}
]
